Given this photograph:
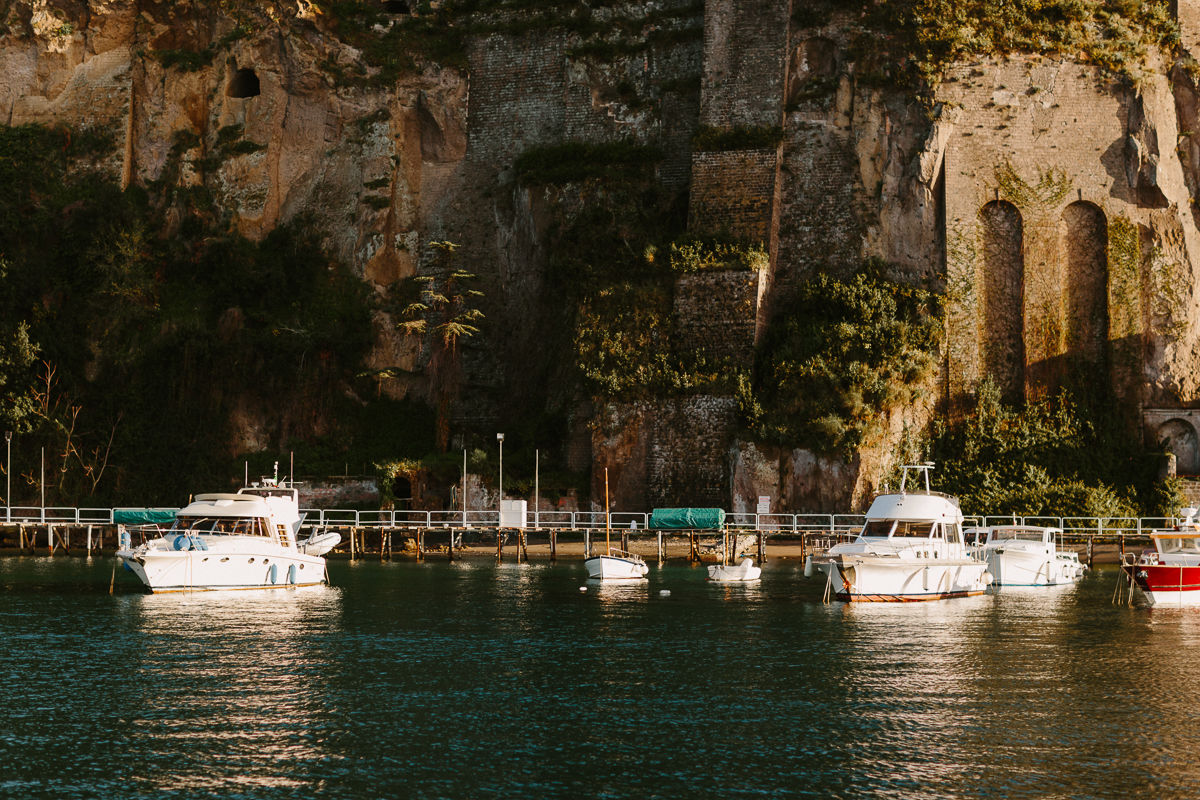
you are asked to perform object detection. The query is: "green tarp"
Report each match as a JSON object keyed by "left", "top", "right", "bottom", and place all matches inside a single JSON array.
[
  {"left": 649, "top": 508, "right": 726, "bottom": 530},
  {"left": 113, "top": 509, "right": 177, "bottom": 526}
]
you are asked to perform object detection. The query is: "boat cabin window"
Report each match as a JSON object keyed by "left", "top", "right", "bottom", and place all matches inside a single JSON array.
[
  {"left": 172, "top": 516, "right": 271, "bottom": 537},
  {"left": 944, "top": 523, "right": 961, "bottom": 544},
  {"left": 892, "top": 521, "right": 935, "bottom": 538},
  {"left": 1158, "top": 537, "right": 1200, "bottom": 554},
  {"left": 990, "top": 528, "right": 1047, "bottom": 543},
  {"left": 861, "top": 521, "right": 896, "bottom": 537}
]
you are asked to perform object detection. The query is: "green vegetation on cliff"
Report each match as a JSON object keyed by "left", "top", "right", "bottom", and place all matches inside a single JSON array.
[
  {"left": 0, "top": 123, "right": 420, "bottom": 506},
  {"left": 851, "top": 0, "right": 1179, "bottom": 85},
  {"left": 740, "top": 271, "right": 943, "bottom": 457},
  {"left": 927, "top": 379, "right": 1180, "bottom": 518}
]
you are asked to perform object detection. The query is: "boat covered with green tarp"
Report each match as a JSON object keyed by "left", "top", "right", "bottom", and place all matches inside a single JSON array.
[
  {"left": 113, "top": 508, "right": 178, "bottom": 526},
  {"left": 649, "top": 508, "right": 726, "bottom": 530}
]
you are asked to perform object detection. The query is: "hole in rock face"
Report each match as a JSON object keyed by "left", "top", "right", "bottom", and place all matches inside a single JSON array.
[
  {"left": 227, "top": 68, "right": 260, "bottom": 98},
  {"left": 383, "top": 1, "right": 410, "bottom": 12}
]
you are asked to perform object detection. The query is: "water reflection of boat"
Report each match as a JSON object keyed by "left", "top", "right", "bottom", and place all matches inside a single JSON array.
[
  {"left": 1123, "top": 508, "right": 1200, "bottom": 606},
  {"left": 707, "top": 558, "right": 761, "bottom": 582},
  {"left": 970, "top": 526, "right": 1085, "bottom": 586},
  {"left": 117, "top": 480, "right": 330, "bottom": 593},
  {"left": 807, "top": 465, "right": 991, "bottom": 602}
]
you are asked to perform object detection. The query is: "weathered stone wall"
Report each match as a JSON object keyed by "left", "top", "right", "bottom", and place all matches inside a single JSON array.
[{"left": 672, "top": 270, "right": 762, "bottom": 362}]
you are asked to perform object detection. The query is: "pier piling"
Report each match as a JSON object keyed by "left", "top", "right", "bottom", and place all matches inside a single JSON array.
[{"left": 550, "top": 530, "right": 557, "bottom": 562}]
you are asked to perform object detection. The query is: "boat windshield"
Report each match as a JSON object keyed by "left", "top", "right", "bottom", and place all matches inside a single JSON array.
[
  {"left": 991, "top": 528, "right": 1048, "bottom": 543},
  {"left": 1158, "top": 537, "right": 1200, "bottom": 554},
  {"left": 892, "top": 521, "right": 936, "bottom": 538},
  {"left": 861, "top": 520, "right": 895, "bottom": 537},
  {"left": 172, "top": 516, "right": 270, "bottom": 537}
]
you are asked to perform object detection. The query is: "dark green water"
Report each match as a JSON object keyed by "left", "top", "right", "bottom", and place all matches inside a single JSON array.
[{"left": 1, "top": 556, "right": 1198, "bottom": 799}]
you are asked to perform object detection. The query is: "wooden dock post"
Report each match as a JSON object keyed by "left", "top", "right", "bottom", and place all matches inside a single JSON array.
[
  {"left": 584, "top": 529, "right": 590, "bottom": 558},
  {"left": 350, "top": 527, "right": 356, "bottom": 560},
  {"left": 689, "top": 532, "right": 698, "bottom": 563},
  {"left": 550, "top": 530, "right": 557, "bottom": 562},
  {"left": 657, "top": 530, "right": 664, "bottom": 562},
  {"left": 621, "top": 529, "right": 628, "bottom": 554},
  {"left": 86, "top": 524, "right": 93, "bottom": 556},
  {"left": 417, "top": 529, "right": 425, "bottom": 561},
  {"left": 758, "top": 530, "right": 766, "bottom": 563},
  {"left": 48, "top": 524, "right": 55, "bottom": 556},
  {"left": 18, "top": 525, "right": 25, "bottom": 554},
  {"left": 497, "top": 528, "right": 503, "bottom": 562},
  {"left": 520, "top": 529, "right": 528, "bottom": 562},
  {"left": 1087, "top": 537, "right": 1094, "bottom": 568}
]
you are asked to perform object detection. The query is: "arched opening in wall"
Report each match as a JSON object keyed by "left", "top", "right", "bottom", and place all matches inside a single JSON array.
[
  {"left": 979, "top": 200, "right": 1025, "bottom": 400},
  {"left": 1061, "top": 201, "right": 1108, "bottom": 365},
  {"left": 382, "top": 0, "right": 410, "bottom": 12},
  {"left": 227, "top": 68, "right": 260, "bottom": 99},
  {"left": 787, "top": 37, "right": 838, "bottom": 107},
  {"left": 1158, "top": 419, "right": 1200, "bottom": 475}
]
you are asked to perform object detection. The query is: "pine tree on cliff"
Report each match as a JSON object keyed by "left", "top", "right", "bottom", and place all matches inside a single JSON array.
[{"left": 399, "top": 242, "right": 483, "bottom": 451}]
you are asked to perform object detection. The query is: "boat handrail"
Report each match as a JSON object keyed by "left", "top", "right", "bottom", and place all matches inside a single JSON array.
[{"left": 605, "top": 548, "right": 644, "bottom": 562}]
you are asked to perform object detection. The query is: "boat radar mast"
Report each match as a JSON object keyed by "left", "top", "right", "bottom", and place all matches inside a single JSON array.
[{"left": 898, "top": 462, "right": 936, "bottom": 494}]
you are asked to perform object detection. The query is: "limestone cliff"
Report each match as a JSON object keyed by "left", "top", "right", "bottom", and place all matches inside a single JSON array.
[{"left": 4, "top": 0, "right": 1200, "bottom": 511}]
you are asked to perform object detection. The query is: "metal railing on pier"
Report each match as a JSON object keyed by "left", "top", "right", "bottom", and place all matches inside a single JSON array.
[{"left": 0, "top": 506, "right": 1184, "bottom": 539}]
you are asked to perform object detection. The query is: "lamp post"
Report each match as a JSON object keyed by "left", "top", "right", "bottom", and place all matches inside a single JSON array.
[
  {"left": 5, "top": 431, "right": 10, "bottom": 523},
  {"left": 496, "top": 433, "right": 504, "bottom": 527}
]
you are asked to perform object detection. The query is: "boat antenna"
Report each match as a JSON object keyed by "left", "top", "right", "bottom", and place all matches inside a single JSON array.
[{"left": 605, "top": 467, "right": 611, "bottom": 555}]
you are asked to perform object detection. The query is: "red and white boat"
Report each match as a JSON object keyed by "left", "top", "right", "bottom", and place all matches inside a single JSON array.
[{"left": 1122, "top": 508, "right": 1200, "bottom": 606}]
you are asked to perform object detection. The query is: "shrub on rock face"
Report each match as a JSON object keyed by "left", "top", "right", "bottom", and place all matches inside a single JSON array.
[{"left": 743, "top": 272, "right": 942, "bottom": 457}]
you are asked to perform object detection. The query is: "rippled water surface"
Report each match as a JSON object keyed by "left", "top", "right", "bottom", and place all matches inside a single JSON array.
[{"left": 2, "top": 556, "right": 1199, "bottom": 799}]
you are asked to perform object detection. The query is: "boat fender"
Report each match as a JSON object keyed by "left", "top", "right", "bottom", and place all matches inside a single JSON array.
[
  {"left": 579, "top": 587, "right": 587, "bottom": 593},
  {"left": 981, "top": 571, "right": 994, "bottom": 585},
  {"left": 804, "top": 555, "right": 815, "bottom": 578},
  {"left": 190, "top": 536, "right": 208, "bottom": 552},
  {"left": 173, "top": 535, "right": 190, "bottom": 551},
  {"left": 268, "top": 564, "right": 278, "bottom": 585},
  {"left": 660, "top": 590, "right": 670, "bottom": 596},
  {"left": 287, "top": 564, "right": 297, "bottom": 585}
]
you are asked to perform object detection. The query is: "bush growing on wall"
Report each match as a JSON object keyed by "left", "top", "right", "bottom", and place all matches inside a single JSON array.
[
  {"left": 927, "top": 378, "right": 1180, "bottom": 518},
  {"left": 742, "top": 271, "right": 942, "bottom": 456}
]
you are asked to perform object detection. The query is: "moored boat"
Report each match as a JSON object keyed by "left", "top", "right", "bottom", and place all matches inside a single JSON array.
[
  {"left": 806, "top": 464, "right": 991, "bottom": 602},
  {"left": 116, "top": 480, "right": 329, "bottom": 592},
  {"left": 707, "top": 558, "right": 761, "bottom": 582},
  {"left": 584, "top": 549, "right": 650, "bottom": 580},
  {"left": 1122, "top": 508, "right": 1200, "bottom": 606},
  {"left": 973, "top": 526, "right": 1085, "bottom": 586},
  {"left": 583, "top": 467, "right": 649, "bottom": 581}
]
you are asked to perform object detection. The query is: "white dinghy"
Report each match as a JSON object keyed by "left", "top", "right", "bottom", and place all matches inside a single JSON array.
[
  {"left": 117, "top": 478, "right": 329, "bottom": 592},
  {"left": 583, "top": 468, "right": 648, "bottom": 581},
  {"left": 707, "top": 558, "right": 762, "bottom": 582},
  {"left": 806, "top": 464, "right": 991, "bottom": 602}
]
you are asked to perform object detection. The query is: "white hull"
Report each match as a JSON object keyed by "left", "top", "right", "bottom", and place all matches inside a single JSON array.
[
  {"left": 584, "top": 554, "right": 648, "bottom": 580},
  {"left": 1139, "top": 589, "right": 1200, "bottom": 606},
  {"left": 118, "top": 542, "right": 325, "bottom": 592},
  {"left": 984, "top": 549, "right": 1083, "bottom": 586},
  {"left": 820, "top": 557, "right": 989, "bottom": 602},
  {"left": 708, "top": 559, "right": 762, "bottom": 582}
]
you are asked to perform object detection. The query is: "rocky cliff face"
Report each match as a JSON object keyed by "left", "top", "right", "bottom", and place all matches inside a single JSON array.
[{"left": 5, "top": 0, "right": 1200, "bottom": 510}]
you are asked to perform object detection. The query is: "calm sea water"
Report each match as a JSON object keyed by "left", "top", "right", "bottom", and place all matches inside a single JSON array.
[{"left": 0, "top": 555, "right": 1198, "bottom": 799}]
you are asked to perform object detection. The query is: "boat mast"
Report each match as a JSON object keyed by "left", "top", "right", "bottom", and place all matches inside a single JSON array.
[{"left": 605, "top": 467, "right": 611, "bottom": 554}]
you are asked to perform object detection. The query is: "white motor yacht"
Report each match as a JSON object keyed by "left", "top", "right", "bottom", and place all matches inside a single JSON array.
[
  {"left": 116, "top": 480, "right": 332, "bottom": 592},
  {"left": 806, "top": 464, "right": 991, "bottom": 602},
  {"left": 976, "top": 526, "right": 1085, "bottom": 586}
]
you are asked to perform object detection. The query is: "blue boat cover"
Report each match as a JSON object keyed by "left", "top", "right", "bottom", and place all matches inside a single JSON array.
[
  {"left": 113, "top": 509, "right": 177, "bottom": 526},
  {"left": 649, "top": 508, "right": 726, "bottom": 529}
]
